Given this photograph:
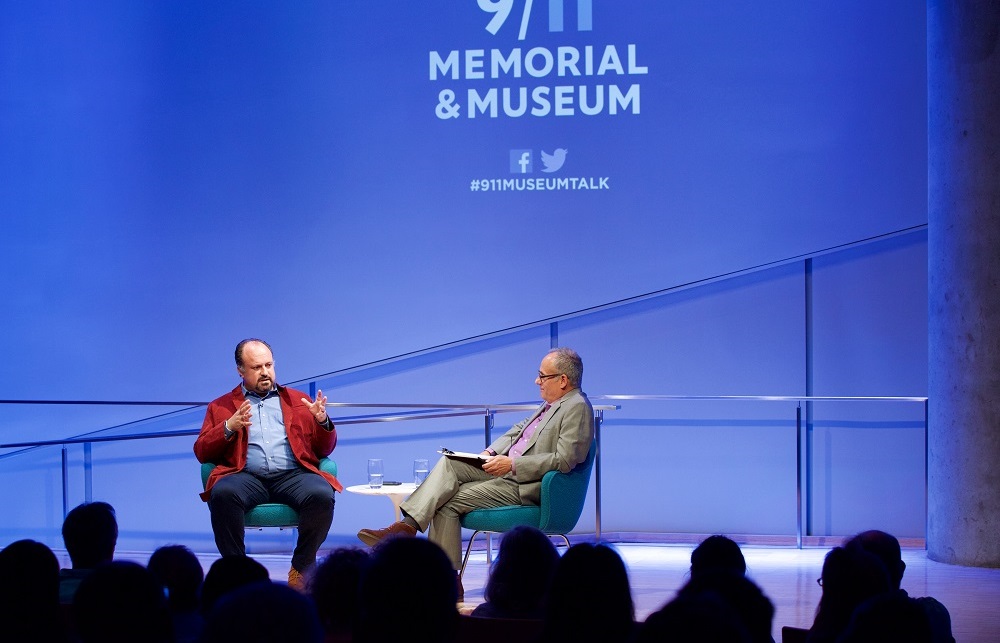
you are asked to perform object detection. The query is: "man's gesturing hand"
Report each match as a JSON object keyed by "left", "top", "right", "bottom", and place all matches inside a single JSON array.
[
  {"left": 301, "top": 389, "right": 330, "bottom": 424},
  {"left": 227, "top": 400, "right": 252, "bottom": 434}
]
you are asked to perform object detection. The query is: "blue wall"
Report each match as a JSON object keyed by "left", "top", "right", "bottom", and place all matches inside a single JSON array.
[
  {"left": 0, "top": 2, "right": 928, "bottom": 552},
  {"left": 0, "top": 231, "right": 928, "bottom": 552}
]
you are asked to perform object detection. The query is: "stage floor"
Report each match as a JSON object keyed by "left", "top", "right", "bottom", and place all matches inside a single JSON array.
[{"left": 89, "top": 542, "right": 1000, "bottom": 643}]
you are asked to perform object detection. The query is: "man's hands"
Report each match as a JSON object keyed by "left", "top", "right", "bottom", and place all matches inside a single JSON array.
[
  {"left": 226, "top": 400, "right": 253, "bottom": 436},
  {"left": 226, "top": 390, "right": 329, "bottom": 439},
  {"left": 482, "top": 453, "right": 513, "bottom": 477},
  {"left": 301, "top": 389, "right": 330, "bottom": 424}
]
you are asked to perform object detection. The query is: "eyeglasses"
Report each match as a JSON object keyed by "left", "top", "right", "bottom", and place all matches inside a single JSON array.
[
  {"left": 537, "top": 372, "right": 563, "bottom": 381},
  {"left": 816, "top": 577, "right": 823, "bottom": 587}
]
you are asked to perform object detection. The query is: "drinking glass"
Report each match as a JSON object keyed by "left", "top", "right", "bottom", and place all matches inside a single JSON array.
[
  {"left": 413, "top": 459, "right": 429, "bottom": 485},
  {"left": 368, "top": 458, "right": 384, "bottom": 489}
]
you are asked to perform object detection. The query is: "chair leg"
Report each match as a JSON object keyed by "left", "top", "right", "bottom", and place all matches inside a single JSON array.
[{"left": 459, "top": 530, "right": 485, "bottom": 582}]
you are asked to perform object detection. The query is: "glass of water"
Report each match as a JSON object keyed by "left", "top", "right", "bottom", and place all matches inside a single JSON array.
[
  {"left": 368, "top": 459, "right": 384, "bottom": 489},
  {"left": 413, "top": 459, "right": 429, "bottom": 485}
]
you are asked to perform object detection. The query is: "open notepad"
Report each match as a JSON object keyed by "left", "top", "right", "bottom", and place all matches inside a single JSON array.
[{"left": 438, "top": 447, "right": 488, "bottom": 466}]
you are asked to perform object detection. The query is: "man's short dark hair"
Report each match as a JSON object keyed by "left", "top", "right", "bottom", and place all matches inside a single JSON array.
[
  {"left": 844, "top": 530, "right": 906, "bottom": 590},
  {"left": 691, "top": 535, "right": 747, "bottom": 578},
  {"left": 235, "top": 338, "right": 272, "bottom": 369},
  {"left": 62, "top": 501, "right": 118, "bottom": 569}
]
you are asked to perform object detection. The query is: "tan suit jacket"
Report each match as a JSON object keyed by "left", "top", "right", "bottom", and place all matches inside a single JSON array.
[{"left": 487, "top": 387, "right": 594, "bottom": 504}]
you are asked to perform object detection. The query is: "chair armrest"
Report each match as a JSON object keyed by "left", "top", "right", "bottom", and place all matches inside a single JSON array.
[
  {"left": 319, "top": 457, "right": 337, "bottom": 477},
  {"left": 200, "top": 462, "right": 216, "bottom": 490}
]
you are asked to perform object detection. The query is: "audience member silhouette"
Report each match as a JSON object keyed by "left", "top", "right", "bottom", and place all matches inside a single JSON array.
[
  {"left": 59, "top": 500, "right": 118, "bottom": 604},
  {"left": 844, "top": 531, "right": 905, "bottom": 589},
  {"left": 690, "top": 534, "right": 747, "bottom": 579},
  {"left": 843, "top": 529, "right": 954, "bottom": 643},
  {"left": 470, "top": 525, "right": 559, "bottom": 620},
  {"left": 636, "top": 590, "right": 753, "bottom": 643},
  {"left": 805, "top": 545, "right": 891, "bottom": 643},
  {"left": 199, "top": 580, "right": 324, "bottom": 643},
  {"left": 12, "top": 512, "right": 948, "bottom": 643},
  {"left": 836, "top": 590, "right": 934, "bottom": 643},
  {"left": 634, "top": 534, "right": 760, "bottom": 643},
  {"left": 148, "top": 544, "right": 206, "bottom": 643},
  {"left": 200, "top": 554, "right": 271, "bottom": 615},
  {"left": 0, "top": 538, "right": 68, "bottom": 642},
  {"left": 356, "top": 536, "right": 459, "bottom": 643},
  {"left": 72, "top": 560, "right": 173, "bottom": 643},
  {"left": 674, "top": 569, "right": 776, "bottom": 643},
  {"left": 541, "top": 542, "right": 636, "bottom": 643},
  {"left": 310, "top": 546, "right": 370, "bottom": 643}
]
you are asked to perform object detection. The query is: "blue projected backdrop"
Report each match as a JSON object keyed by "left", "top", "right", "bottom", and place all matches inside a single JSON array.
[{"left": 0, "top": 1, "right": 926, "bottom": 399}]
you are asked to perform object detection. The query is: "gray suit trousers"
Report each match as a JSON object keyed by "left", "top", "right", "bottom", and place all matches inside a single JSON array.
[{"left": 399, "top": 455, "right": 521, "bottom": 569}]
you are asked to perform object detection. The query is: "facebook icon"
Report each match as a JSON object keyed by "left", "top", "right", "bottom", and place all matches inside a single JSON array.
[{"left": 510, "top": 149, "right": 533, "bottom": 174}]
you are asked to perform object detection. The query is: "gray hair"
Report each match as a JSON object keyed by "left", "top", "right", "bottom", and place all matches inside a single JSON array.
[{"left": 548, "top": 347, "right": 583, "bottom": 388}]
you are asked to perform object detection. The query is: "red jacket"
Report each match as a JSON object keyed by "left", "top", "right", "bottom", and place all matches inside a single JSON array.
[{"left": 194, "top": 384, "right": 343, "bottom": 500}]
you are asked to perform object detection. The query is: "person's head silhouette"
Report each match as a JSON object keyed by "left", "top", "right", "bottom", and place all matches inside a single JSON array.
[
  {"left": 73, "top": 560, "right": 172, "bottom": 643},
  {"left": 201, "top": 581, "right": 323, "bottom": 643},
  {"left": 62, "top": 501, "right": 118, "bottom": 569},
  {"left": 0, "top": 539, "right": 65, "bottom": 641},
  {"left": 690, "top": 534, "right": 747, "bottom": 579},
  {"left": 201, "top": 554, "right": 270, "bottom": 614},
  {"left": 148, "top": 544, "right": 204, "bottom": 613},
  {"left": 357, "top": 537, "right": 458, "bottom": 643},
  {"left": 844, "top": 529, "right": 906, "bottom": 590},
  {"left": 310, "top": 546, "right": 369, "bottom": 639},
  {"left": 479, "top": 525, "right": 559, "bottom": 618},
  {"left": 544, "top": 543, "right": 635, "bottom": 643}
]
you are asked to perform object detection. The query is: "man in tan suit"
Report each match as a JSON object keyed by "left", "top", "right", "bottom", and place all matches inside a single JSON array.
[{"left": 357, "top": 347, "right": 594, "bottom": 596}]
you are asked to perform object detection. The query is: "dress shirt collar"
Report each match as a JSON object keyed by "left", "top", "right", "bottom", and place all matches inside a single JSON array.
[{"left": 242, "top": 384, "right": 281, "bottom": 400}]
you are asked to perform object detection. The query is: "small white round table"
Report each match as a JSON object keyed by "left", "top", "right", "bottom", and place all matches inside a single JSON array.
[{"left": 345, "top": 482, "right": 418, "bottom": 522}]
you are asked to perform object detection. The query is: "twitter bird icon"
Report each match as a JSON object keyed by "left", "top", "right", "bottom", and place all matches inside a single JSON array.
[{"left": 540, "top": 148, "right": 567, "bottom": 173}]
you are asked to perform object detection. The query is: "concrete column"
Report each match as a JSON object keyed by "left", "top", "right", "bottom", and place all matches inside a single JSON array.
[{"left": 927, "top": 0, "right": 1000, "bottom": 567}]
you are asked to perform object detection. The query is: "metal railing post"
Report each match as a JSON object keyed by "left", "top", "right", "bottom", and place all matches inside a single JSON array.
[
  {"left": 484, "top": 409, "right": 495, "bottom": 564},
  {"left": 484, "top": 410, "right": 494, "bottom": 448},
  {"left": 595, "top": 409, "right": 603, "bottom": 543},
  {"left": 796, "top": 403, "right": 802, "bottom": 549},
  {"left": 84, "top": 441, "right": 93, "bottom": 503},
  {"left": 61, "top": 446, "right": 69, "bottom": 518},
  {"left": 924, "top": 398, "right": 929, "bottom": 549}
]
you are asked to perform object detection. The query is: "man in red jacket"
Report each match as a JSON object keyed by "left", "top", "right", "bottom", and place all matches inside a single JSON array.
[{"left": 194, "top": 338, "right": 342, "bottom": 590}]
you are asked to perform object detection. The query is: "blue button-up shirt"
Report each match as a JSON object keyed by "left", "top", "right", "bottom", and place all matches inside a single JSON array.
[{"left": 243, "top": 386, "right": 296, "bottom": 476}]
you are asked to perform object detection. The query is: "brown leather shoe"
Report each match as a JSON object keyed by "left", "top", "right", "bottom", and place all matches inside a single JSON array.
[
  {"left": 287, "top": 567, "right": 306, "bottom": 592},
  {"left": 357, "top": 521, "right": 417, "bottom": 547}
]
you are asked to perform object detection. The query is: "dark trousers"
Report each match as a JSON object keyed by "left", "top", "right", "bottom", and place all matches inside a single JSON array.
[{"left": 208, "top": 467, "right": 335, "bottom": 572}]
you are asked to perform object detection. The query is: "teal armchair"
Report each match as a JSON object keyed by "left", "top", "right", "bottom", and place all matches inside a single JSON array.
[
  {"left": 200, "top": 458, "right": 338, "bottom": 529},
  {"left": 458, "top": 442, "right": 596, "bottom": 580}
]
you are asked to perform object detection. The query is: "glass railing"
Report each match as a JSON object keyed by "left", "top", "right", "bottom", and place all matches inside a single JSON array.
[
  {"left": 0, "top": 395, "right": 927, "bottom": 547},
  {"left": 591, "top": 395, "right": 928, "bottom": 548},
  {"left": 0, "top": 400, "right": 616, "bottom": 532}
]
